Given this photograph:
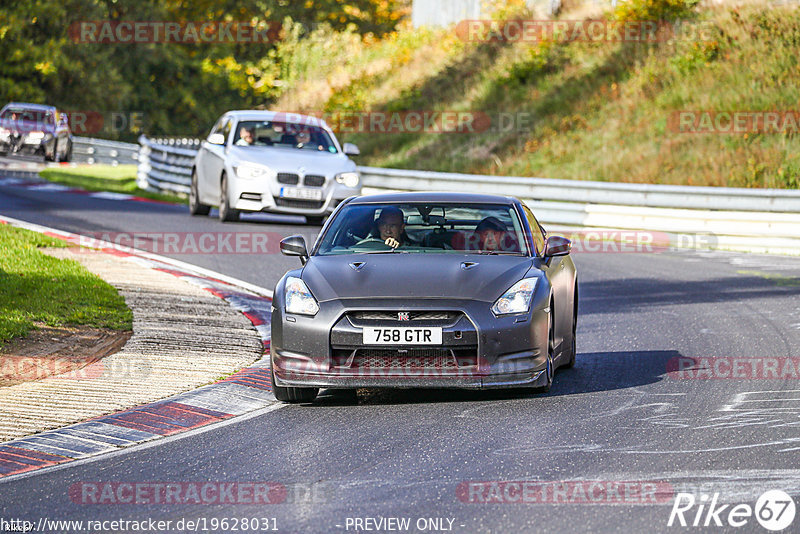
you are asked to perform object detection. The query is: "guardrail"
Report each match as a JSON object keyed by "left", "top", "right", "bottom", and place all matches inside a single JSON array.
[
  {"left": 135, "top": 136, "right": 800, "bottom": 255},
  {"left": 71, "top": 136, "right": 140, "bottom": 166},
  {"left": 136, "top": 136, "right": 201, "bottom": 196},
  {"left": 358, "top": 166, "right": 800, "bottom": 213}
]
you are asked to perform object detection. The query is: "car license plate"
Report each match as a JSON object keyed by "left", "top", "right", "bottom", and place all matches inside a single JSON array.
[
  {"left": 362, "top": 327, "right": 443, "bottom": 345},
  {"left": 280, "top": 187, "right": 323, "bottom": 201}
]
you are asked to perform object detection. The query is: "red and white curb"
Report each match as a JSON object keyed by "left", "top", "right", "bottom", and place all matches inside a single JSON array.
[
  {"left": 0, "top": 215, "right": 278, "bottom": 480},
  {"left": 0, "top": 175, "right": 177, "bottom": 205}
]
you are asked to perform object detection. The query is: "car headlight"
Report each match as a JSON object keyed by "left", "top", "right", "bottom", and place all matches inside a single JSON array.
[
  {"left": 235, "top": 162, "right": 271, "bottom": 180},
  {"left": 25, "top": 131, "right": 45, "bottom": 143},
  {"left": 491, "top": 278, "right": 538, "bottom": 316},
  {"left": 285, "top": 276, "right": 319, "bottom": 316},
  {"left": 335, "top": 171, "right": 360, "bottom": 188}
]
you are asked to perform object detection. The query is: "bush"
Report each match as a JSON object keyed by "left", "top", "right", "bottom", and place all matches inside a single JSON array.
[{"left": 614, "top": 0, "right": 700, "bottom": 22}]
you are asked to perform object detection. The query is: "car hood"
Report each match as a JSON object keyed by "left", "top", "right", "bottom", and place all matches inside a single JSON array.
[
  {"left": 228, "top": 146, "right": 355, "bottom": 175},
  {"left": 302, "top": 253, "right": 535, "bottom": 303}
]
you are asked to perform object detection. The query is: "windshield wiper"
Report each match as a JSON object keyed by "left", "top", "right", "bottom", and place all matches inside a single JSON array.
[
  {"left": 475, "top": 251, "right": 523, "bottom": 255},
  {"left": 361, "top": 249, "right": 409, "bottom": 254}
]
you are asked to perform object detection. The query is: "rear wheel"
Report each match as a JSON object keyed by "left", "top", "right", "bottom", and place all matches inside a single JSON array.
[
  {"left": 270, "top": 367, "right": 318, "bottom": 403},
  {"left": 189, "top": 169, "right": 211, "bottom": 216},
  {"left": 218, "top": 173, "right": 239, "bottom": 222}
]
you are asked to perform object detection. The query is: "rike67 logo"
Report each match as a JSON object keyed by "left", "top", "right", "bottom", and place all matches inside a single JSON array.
[{"left": 668, "top": 490, "right": 796, "bottom": 531}]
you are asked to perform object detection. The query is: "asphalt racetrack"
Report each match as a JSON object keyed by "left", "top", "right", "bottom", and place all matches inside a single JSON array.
[{"left": 1, "top": 175, "right": 799, "bottom": 533}]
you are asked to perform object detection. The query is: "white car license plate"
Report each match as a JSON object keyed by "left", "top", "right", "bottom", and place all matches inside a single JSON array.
[
  {"left": 280, "top": 187, "right": 323, "bottom": 201},
  {"left": 362, "top": 327, "right": 443, "bottom": 345}
]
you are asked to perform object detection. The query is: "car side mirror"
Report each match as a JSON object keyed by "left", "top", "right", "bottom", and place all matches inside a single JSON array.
[
  {"left": 280, "top": 235, "right": 309, "bottom": 264},
  {"left": 207, "top": 133, "right": 225, "bottom": 145},
  {"left": 342, "top": 143, "right": 360, "bottom": 156},
  {"left": 544, "top": 235, "right": 571, "bottom": 257}
]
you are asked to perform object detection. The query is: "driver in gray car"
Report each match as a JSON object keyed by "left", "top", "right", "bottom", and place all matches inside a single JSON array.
[{"left": 377, "top": 207, "right": 408, "bottom": 249}]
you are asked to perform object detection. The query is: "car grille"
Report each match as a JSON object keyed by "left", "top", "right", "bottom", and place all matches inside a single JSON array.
[
  {"left": 354, "top": 349, "right": 458, "bottom": 370},
  {"left": 277, "top": 173, "right": 299, "bottom": 185},
  {"left": 331, "top": 348, "right": 478, "bottom": 370},
  {"left": 303, "top": 174, "right": 325, "bottom": 187},
  {"left": 274, "top": 198, "right": 325, "bottom": 209},
  {"left": 347, "top": 311, "right": 462, "bottom": 327}
]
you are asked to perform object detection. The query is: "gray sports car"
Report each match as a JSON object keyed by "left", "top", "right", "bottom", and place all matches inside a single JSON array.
[{"left": 270, "top": 192, "right": 578, "bottom": 402}]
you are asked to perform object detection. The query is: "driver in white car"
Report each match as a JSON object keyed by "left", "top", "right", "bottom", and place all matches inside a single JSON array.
[{"left": 235, "top": 126, "right": 254, "bottom": 146}]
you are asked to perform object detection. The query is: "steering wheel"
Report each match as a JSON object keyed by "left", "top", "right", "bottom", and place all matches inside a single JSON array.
[{"left": 354, "top": 237, "right": 391, "bottom": 250}]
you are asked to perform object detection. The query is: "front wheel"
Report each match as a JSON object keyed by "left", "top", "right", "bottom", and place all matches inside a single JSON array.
[
  {"left": 189, "top": 169, "right": 211, "bottom": 216},
  {"left": 45, "top": 140, "right": 56, "bottom": 162},
  {"left": 536, "top": 314, "right": 555, "bottom": 393},
  {"left": 270, "top": 367, "right": 318, "bottom": 403},
  {"left": 218, "top": 173, "right": 240, "bottom": 222},
  {"left": 59, "top": 140, "right": 72, "bottom": 162},
  {"left": 563, "top": 285, "right": 578, "bottom": 369}
]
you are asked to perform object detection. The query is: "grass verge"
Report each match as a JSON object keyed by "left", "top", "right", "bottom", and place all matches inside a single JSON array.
[
  {"left": 274, "top": 0, "right": 800, "bottom": 188},
  {"left": 0, "top": 224, "right": 133, "bottom": 349},
  {"left": 38, "top": 165, "right": 186, "bottom": 204}
]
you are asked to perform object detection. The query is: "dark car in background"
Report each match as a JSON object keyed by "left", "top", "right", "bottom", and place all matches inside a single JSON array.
[
  {"left": 0, "top": 102, "right": 72, "bottom": 162},
  {"left": 270, "top": 192, "right": 578, "bottom": 402}
]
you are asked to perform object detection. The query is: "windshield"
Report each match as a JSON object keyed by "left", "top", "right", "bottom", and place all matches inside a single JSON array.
[
  {"left": 316, "top": 202, "right": 529, "bottom": 256},
  {"left": 232, "top": 120, "right": 337, "bottom": 152},
  {"left": 0, "top": 107, "right": 54, "bottom": 127}
]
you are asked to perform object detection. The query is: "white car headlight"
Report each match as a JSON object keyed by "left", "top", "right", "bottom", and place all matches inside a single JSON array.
[
  {"left": 235, "top": 162, "right": 271, "bottom": 180},
  {"left": 335, "top": 171, "right": 360, "bottom": 188},
  {"left": 25, "top": 131, "right": 45, "bottom": 143},
  {"left": 491, "top": 278, "right": 538, "bottom": 316},
  {"left": 285, "top": 276, "right": 319, "bottom": 316}
]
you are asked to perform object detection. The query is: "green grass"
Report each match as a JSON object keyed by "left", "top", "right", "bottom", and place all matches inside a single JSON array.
[
  {"left": 38, "top": 165, "right": 186, "bottom": 203},
  {"left": 0, "top": 225, "right": 133, "bottom": 348},
  {"left": 274, "top": 0, "right": 800, "bottom": 189}
]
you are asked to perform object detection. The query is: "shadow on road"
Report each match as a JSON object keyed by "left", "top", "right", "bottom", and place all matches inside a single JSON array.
[{"left": 309, "top": 350, "right": 681, "bottom": 406}]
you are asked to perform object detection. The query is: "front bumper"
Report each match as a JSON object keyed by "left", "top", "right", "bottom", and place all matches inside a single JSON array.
[
  {"left": 271, "top": 297, "right": 551, "bottom": 389},
  {"left": 229, "top": 173, "right": 359, "bottom": 215},
  {"left": 0, "top": 138, "right": 46, "bottom": 156}
]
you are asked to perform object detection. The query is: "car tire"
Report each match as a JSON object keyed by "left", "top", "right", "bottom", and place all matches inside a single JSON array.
[
  {"left": 306, "top": 215, "right": 325, "bottom": 226},
  {"left": 564, "top": 287, "right": 578, "bottom": 369},
  {"left": 537, "top": 311, "right": 555, "bottom": 393},
  {"left": 45, "top": 140, "right": 56, "bottom": 162},
  {"left": 189, "top": 169, "right": 211, "bottom": 216},
  {"left": 270, "top": 366, "right": 318, "bottom": 403},
  {"left": 59, "top": 140, "right": 72, "bottom": 163},
  {"left": 218, "top": 173, "right": 239, "bottom": 222}
]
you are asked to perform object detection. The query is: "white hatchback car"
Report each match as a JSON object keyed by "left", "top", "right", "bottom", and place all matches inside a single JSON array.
[{"left": 191, "top": 110, "right": 361, "bottom": 224}]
